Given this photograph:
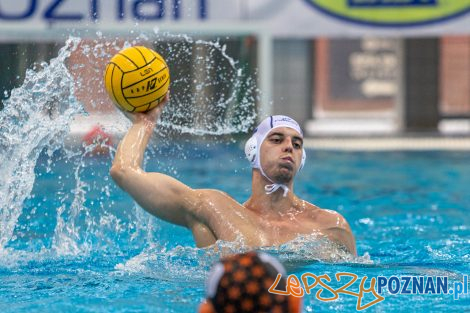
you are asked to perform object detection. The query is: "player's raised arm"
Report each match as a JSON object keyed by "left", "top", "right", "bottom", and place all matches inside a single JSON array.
[
  {"left": 105, "top": 46, "right": 201, "bottom": 227},
  {"left": 109, "top": 96, "right": 200, "bottom": 227}
]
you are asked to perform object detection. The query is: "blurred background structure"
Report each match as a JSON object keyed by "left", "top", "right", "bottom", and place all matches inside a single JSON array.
[{"left": 1, "top": 0, "right": 470, "bottom": 141}]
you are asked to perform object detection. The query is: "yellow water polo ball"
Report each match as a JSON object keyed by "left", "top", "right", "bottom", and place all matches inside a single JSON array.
[{"left": 104, "top": 46, "right": 170, "bottom": 112}]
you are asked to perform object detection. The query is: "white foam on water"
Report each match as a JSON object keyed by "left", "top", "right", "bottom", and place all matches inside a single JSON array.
[{"left": 113, "top": 234, "right": 373, "bottom": 282}]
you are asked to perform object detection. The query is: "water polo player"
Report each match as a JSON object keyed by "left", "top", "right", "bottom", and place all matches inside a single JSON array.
[
  {"left": 110, "top": 97, "right": 356, "bottom": 255},
  {"left": 199, "top": 252, "right": 302, "bottom": 313}
]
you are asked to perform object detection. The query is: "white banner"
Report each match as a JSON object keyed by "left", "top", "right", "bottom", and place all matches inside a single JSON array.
[{"left": 1, "top": 0, "right": 470, "bottom": 39}]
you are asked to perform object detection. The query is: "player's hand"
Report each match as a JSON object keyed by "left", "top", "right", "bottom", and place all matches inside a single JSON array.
[{"left": 123, "top": 93, "right": 169, "bottom": 125}]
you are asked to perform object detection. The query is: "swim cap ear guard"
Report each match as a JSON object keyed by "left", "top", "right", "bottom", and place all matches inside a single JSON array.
[{"left": 244, "top": 136, "right": 258, "bottom": 165}]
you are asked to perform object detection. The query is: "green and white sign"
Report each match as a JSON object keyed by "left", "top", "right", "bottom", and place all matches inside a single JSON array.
[
  {"left": 1, "top": 0, "right": 470, "bottom": 40},
  {"left": 306, "top": 0, "right": 470, "bottom": 26}
]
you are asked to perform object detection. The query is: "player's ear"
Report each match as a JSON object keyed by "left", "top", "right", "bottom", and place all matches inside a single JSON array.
[
  {"left": 289, "top": 295, "right": 303, "bottom": 313},
  {"left": 199, "top": 300, "right": 216, "bottom": 313}
]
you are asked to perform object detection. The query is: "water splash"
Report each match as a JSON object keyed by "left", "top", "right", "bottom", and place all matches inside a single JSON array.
[
  {"left": 0, "top": 37, "right": 83, "bottom": 252},
  {"left": 265, "top": 234, "right": 373, "bottom": 266},
  {"left": 157, "top": 31, "right": 258, "bottom": 136},
  {"left": 75, "top": 31, "right": 258, "bottom": 137},
  {"left": 113, "top": 234, "right": 371, "bottom": 283}
]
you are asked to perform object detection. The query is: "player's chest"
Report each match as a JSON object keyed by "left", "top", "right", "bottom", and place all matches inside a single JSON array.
[{"left": 254, "top": 215, "right": 324, "bottom": 245}]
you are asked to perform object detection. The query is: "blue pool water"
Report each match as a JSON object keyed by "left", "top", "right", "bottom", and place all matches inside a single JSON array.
[
  {"left": 0, "top": 37, "right": 469, "bottom": 312},
  {"left": 1, "top": 144, "right": 469, "bottom": 312}
]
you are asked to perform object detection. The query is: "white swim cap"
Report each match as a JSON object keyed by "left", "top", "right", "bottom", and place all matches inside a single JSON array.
[{"left": 245, "top": 115, "right": 306, "bottom": 197}]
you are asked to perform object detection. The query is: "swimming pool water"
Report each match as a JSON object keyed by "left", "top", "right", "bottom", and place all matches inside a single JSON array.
[{"left": 0, "top": 144, "right": 469, "bottom": 312}]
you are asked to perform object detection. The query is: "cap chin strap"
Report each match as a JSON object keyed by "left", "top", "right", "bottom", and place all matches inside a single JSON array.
[
  {"left": 259, "top": 164, "right": 289, "bottom": 197},
  {"left": 264, "top": 183, "right": 289, "bottom": 197}
]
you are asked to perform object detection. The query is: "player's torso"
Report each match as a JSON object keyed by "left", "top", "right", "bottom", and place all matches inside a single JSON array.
[{"left": 194, "top": 190, "right": 328, "bottom": 247}]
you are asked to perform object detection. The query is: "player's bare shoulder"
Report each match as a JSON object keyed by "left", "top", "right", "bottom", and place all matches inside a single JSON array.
[
  {"left": 300, "top": 200, "right": 350, "bottom": 230},
  {"left": 319, "top": 208, "right": 352, "bottom": 232},
  {"left": 299, "top": 199, "right": 356, "bottom": 255}
]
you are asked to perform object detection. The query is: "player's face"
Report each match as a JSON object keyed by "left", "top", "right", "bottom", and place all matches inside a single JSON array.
[{"left": 259, "top": 127, "right": 303, "bottom": 184}]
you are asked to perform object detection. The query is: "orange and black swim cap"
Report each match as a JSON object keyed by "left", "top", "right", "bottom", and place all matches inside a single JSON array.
[{"left": 205, "top": 251, "right": 289, "bottom": 313}]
